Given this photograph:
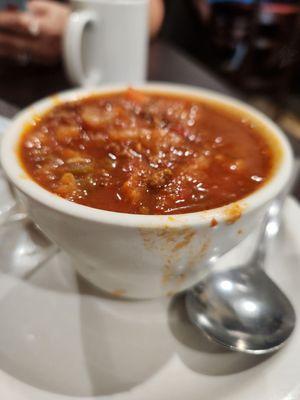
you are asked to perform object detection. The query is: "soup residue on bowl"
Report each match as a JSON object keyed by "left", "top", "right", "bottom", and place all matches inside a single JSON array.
[{"left": 19, "top": 88, "right": 275, "bottom": 215}]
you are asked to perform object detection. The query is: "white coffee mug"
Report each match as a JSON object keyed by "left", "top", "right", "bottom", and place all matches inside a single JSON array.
[{"left": 63, "top": 0, "right": 149, "bottom": 87}]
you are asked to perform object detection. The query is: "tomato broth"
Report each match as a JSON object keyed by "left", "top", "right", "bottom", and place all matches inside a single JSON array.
[{"left": 19, "top": 88, "right": 274, "bottom": 215}]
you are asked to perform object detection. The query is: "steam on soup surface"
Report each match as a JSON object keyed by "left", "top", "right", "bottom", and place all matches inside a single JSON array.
[{"left": 19, "top": 88, "right": 274, "bottom": 215}]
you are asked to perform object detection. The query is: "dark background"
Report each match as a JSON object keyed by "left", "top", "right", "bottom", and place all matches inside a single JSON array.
[{"left": 160, "top": 0, "right": 300, "bottom": 100}]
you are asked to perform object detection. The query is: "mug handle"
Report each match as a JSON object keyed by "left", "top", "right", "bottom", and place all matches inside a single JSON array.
[
  {"left": 0, "top": 186, "right": 58, "bottom": 278},
  {"left": 0, "top": 117, "right": 57, "bottom": 278},
  {"left": 0, "top": 184, "right": 58, "bottom": 278},
  {"left": 63, "top": 10, "right": 100, "bottom": 86}
]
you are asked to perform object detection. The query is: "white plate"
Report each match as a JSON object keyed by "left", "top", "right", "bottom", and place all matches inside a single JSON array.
[{"left": 0, "top": 115, "right": 299, "bottom": 400}]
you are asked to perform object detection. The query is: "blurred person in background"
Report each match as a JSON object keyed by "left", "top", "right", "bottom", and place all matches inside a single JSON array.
[
  {"left": 162, "top": 0, "right": 300, "bottom": 98},
  {"left": 0, "top": 0, "right": 164, "bottom": 65}
]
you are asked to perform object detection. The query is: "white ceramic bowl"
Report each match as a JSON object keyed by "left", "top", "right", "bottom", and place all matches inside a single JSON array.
[{"left": 1, "top": 83, "right": 293, "bottom": 298}]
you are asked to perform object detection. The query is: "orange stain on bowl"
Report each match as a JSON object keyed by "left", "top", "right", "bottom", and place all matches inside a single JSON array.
[
  {"left": 140, "top": 226, "right": 196, "bottom": 253},
  {"left": 210, "top": 218, "right": 218, "bottom": 228},
  {"left": 111, "top": 289, "right": 126, "bottom": 298},
  {"left": 140, "top": 227, "right": 211, "bottom": 290},
  {"left": 162, "top": 262, "right": 173, "bottom": 286},
  {"left": 224, "top": 203, "right": 244, "bottom": 224},
  {"left": 162, "top": 235, "right": 211, "bottom": 288},
  {"left": 173, "top": 230, "right": 196, "bottom": 251}
]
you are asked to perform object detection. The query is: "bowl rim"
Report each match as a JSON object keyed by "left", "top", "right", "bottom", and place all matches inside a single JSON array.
[{"left": 1, "top": 82, "right": 294, "bottom": 228}]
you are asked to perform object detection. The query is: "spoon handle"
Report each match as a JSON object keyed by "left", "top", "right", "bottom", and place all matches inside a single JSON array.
[{"left": 252, "top": 161, "right": 300, "bottom": 268}]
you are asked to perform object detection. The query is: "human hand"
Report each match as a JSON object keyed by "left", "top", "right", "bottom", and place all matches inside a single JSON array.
[{"left": 0, "top": 0, "right": 70, "bottom": 65}]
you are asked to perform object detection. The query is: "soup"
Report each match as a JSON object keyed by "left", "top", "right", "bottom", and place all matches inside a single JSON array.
[{"left": 19, "top": 88, "right": 275, "bottom": 215}]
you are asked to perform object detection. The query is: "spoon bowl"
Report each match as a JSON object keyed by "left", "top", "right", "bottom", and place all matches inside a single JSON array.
[
  {"left": 186, "top": 266, "right": 296, "bottom": 354},
  {"left": 186, "top": 194, "right": 297, "bottom": 354}
]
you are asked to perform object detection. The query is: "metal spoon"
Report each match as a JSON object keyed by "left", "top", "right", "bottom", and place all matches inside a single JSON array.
[{"left": 186, "top": 195, "right": 296, "bottom": 354}]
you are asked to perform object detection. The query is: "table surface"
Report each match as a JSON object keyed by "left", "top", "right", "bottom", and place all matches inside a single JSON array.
[{"left": 0, "top": 39, "right": 299, "bottom": 199}]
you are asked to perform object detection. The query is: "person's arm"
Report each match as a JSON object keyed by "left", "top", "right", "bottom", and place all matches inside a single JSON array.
[
  {"left": 150, "top": 0, "right": 164, "bottom": 38},
  {"left": 0, "top": 0, "right": 164, "bottom": 65}
]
